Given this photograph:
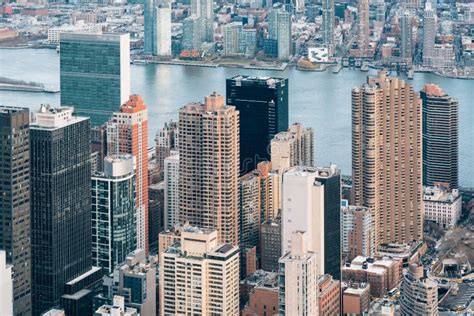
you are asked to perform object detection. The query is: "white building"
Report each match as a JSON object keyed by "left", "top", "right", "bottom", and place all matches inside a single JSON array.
[
  {"left": 155, "top": 5, "right": 172, "bottom": 56},
  {"left": 341, "top": 203, "right": 375, "bottom": 261},
  {"left": 281, "top": 166, "right": 325, "bottom": 275},
  {"left": 278, "top": 231, "right": 319, "bottom": 316},
  {"left": 94, "top": 296, "right": 138, "bottom": 316},
  {"left": 424, "top": 184, "right": 462, "bottom": 228},
  {"left": 0, "top": 251, "right": 13, "bottom": 316},
  {"left": 160, "top": 227, "right": 240, "bottom": 315},
  {"left": 164, "top": 153, "right": 179, "bottom": 230}
]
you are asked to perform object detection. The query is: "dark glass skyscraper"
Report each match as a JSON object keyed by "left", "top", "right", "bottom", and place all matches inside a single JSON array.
[
  {"left": 422, "top": 84, "right": 459, "bottom": 189},
  {"left": 226, "top": 75, "right": 289, "bottom": 174},
  {"left": 60, "top": 33, "right": 130, "bottom": 126},
  {"left": 30, "top": 105, "right": 93, "bottom": 315},
  {"left": 0, "top": 106, "right": 32, "bottom": 316},
  {"left": 316, "top": 165, "right": 341, "bottom": 280}
]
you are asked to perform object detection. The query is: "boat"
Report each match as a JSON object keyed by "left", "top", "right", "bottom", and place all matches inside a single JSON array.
[
  {"left": 360, "top": 62, "right": 369, "bottom": 72},
  {"left": 332, "top": 64, "right": 342, "bottom": 74},
  {"left": 407, "top": 69, "right": 414, "bottom": 80}
]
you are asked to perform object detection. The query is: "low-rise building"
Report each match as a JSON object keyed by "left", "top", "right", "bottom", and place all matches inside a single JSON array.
[
  {"left": 94, "top": 296, "right": 137, "bottom": 316},
  {"left": 424, "top": 183, "right": 462, "bottom": 229},
  {"left": 342, "top": 283, "right": 370, "bottom": 315},
  {"left": 318, "top": 274, "right": 340, "bottom": 315}
]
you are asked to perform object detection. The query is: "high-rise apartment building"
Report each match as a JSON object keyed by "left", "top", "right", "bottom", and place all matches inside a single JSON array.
[
  {"left": 107, "top": 95, "right": 149, "bottom": 253},
  {"left": 277, "top": 10, "right": 292, "bottom": 60},
  {"left": 226, "top": 75, "right": 288, "bottom": 174},
  {"left": 160, "top": 227, "right": 240, "bottom": 315},
  {"left": 352, "top": 71, "right": 423, "bottom": 247},
  {"left": 91, "top": 155, "right": 136, "bottom": 273},
  {"left": 255, "top": 161, "right": 277, "bottom": 222},
  {"left": 318, "top": 274, "right": 341, "bottom": 315},
  {"left": 178, "top": 93, "right": 239, "bottom": 245},
  {"left": 239, "top": 172, "right": 261, "bottom": 250},
  {"left": 281, "top": 167, "right": 325, "bottom": 275},
  {"left": 260, "top": 219, "right": 281, "bottom": 272},
  {"left": 341, "top": 204, "right": 374, "bottom": 261},
  {"left": 155, "top": 120, "right": 178, "bottom": 175},
  {"left": 190, "top": 0, "right": 213, "bottom": 41},
  {"left": 155, "top": 4, "right": 171, "bottom": 56},
  {"left": 182, "top": 16, "right": 204, "bottom": 51},
  {"left": 0, "top": 106, "right": 31, "bottom": 316},
  {"left": 322, "top": 0, "right": 334, "bottom": 54},
  {"left": 423, "top": 2, "right": 436, "bottom": 66},
  {"left": 60, "top": 33, "right": 130, "bottom": 126},
  {"left": 357, "top": 0, "right": 369, "bottom": 52},
  {"left": 30, "top": 105, "right": 93, "bottom": 315},
  {"left": 400, "top": 263, "right": 438, "bottom": 315},
  {"left": 271, "top": 122, "right": 314, "bottom": 173},
  {"left": 401, "top": 10, "right": 413, "bottom": 63},
  {"left": 421, "top": 84, "right": 458, "bottom": 189},
  {"left": 164, "top": 153, "right": 179, "bottom": 230},
  {"left": 279, "top": 231, "right": 319, "bottom": 316},
  {"left": 144, "top": 0, "right": 155, "bottom": 54}
]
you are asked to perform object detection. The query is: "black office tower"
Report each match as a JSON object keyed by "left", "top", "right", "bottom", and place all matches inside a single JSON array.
[
  {"left": 30, "top": 105, "right": 93, "bottom": 315},
  {"left": 421, "top": 84, "right": 459, "bottom": 189},
  {"left": 0, "top": 106, "right": 32, "bottom": 316},
  {"left": 316, "top": 165, "right": 341, "bottom": 280},
  {"left": 226, "top": 75, "right": 289, "bottom": 174}
]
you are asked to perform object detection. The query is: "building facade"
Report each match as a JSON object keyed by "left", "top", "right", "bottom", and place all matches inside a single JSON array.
[
  {"left": 155, "top": 120, "right": 178, "bottom": 175},
  {"left": 160, "top": 228, "right": 240, "bottom": 315},
  {"left": 107, "top": 95, "right": 149, "bottom": 253},
  {"left": 226, "top": 75, "right": 288, "bottom": 175},
  {"left": 421, "top": 84, "right": 458, "bottom": 189},
  {"left": 30, "top": 105, "right": 93, "bottom": 315},
  {"left": 424, "top": 184, "right": 462, "bottom": 229},
  {"left": 178, "top": 93, "right": 240, "bottom": 245},
  {"left": 155, "top": 4, "right": 171, "bottom": 56},
  {"left": 318, "top": 274, "right": 340, "bottom": 315},
  {"left": 60, "top": 33, "right": 130, "bottom": 126},
  {"left": 341, "top": 204, "right": 374, "bottom": 261},
  {"left": 239, "top": 172, "right": 261, "bottom": 250},
  {"left": 91, "top": 155, "right": 136, "bottom": 273},
  {"left": 0, "top": 106, "right": 31, "bottom": 316},
  {"left": 400, "top": 263, "right": 438, "bottom": 315},
  {"left": 352, "top": 71, "right": 423, "bottom": 247},
  {"left": 260, "top": 219, "right": 282, "bottom": 272},
  {"left": 163, "top": 153, "right": 179, "bottom": 230},
  {"left": 423, "top": 2, "right": 436, "bottom": 66}
]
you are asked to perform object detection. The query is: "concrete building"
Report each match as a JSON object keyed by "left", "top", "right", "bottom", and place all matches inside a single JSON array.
[
  {"left": 260, "top": 219, "right": 281, "bottom": 272},
  {"left": 190, "top": 0, "right": 213, "bottom": 41},
  {"left": 242, "top": 276, "right": 279, "bottom": 316},
  {"left": 0, "top": 106, "right": 31, "bottom": 315},
  {"left": 318, "top": 274, "right": 340, "bottom": 315},
  {"left": 60, "top": 33, "right": 130, "bottom": 126},
  {"left": 357, "top": 0, "right": 370, "bottom": 52},
  {"left": 0, "top": 251, "right": 13, "bottom": 316},
  {"left": 107, "top": 95, "right": 149, "bottom": 254},
  {"left": 342, "top": 256, "right": 402, "bottom": 298},
  {"left": 432, "top": 44, "right": 455, "bottom": 69},
  {"left": 279, "top": 231, "right": 319, "bottom": 316},
  {"left": 158, "top": 222, "right": 190, "bottom": 259},
  {"left": 352, "top": 71, "right": 423, "bottom": 247},
  {"left": 239, "top": 172, "right": 261, "bottom": 250},
  {"left": 163, "top": 153, "right": 179, "bottom": 230},
  {"left": 322, "top": 0, "right": 335, "bottom": 54},
  {"left": 91, "top": 155, "right": 136, "bottom": 273},
  {"left": 155, "top": 4, "right": 171, "bottom": 56},
  {"left": 424, "top": 184, "right": 462, "bottom": 229},
  {"left": 155, "top": 120, "right": 178, "bottom": 175},
  {"left": 271, "top": 122, "right": 314, "bottom": 173},
  {"left": 94, "top": 296, "right": 137, "bottom": 316},
  {"left": 223, "top": 22, "right": 257, "bottom": 57},
  {"left": 256, "top": 161, "right": 276, "bottom": 222},
  {"left": 422, "top": 84, "right": 459, "bottom": 189},
  {"left": 178, "top": 93, "right": 239, "bottom": 245},
  {"left": 342, "top": 283, "right": 370, "bottom": 315},
  {"left": 423, "top": 2, "right": 436, "bottom": 66},
  {"left": 400, "top": 263, "right": 438, "bottom": 315},
  {"left": 144, "top": 0, "right": 155, "bottom": 54},
  {"left": 226, "top": 75, "right": 289, "bottom": 175},
  {"left": 31, "top": 105, "right": 102, "bottom": 315},
  {"left": 182, "top": 16, "right": 203, "bottom": 51},
  {"left": 160, "top": 227, "right": 239, "bottom": 315},
  {"left": 341, "top": 204, "right": 374, "bottom": 261},
  {"left": 401, "top": 10, "right": 413, "bottom": 63},
  {"left": 116, "top": 250, "right": 156, "bottom": 316},
  {"left": 277, "top": 10, "right": 291, "bottom": 60}
]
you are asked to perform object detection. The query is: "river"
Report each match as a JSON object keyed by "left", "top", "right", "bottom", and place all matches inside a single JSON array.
[{"left": 0, "top": 48, "right": 473, "bottom": 186}]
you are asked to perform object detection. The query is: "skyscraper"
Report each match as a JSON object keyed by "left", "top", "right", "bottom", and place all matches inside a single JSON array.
[
  {"left": 239, "top": 172, "right": 261, "bottom": 251},
  {"left": 278, "top": 231, "right": 319, "bottom": 316},
  {"left": 107, "top": 95, "right": 149, "bottom": 253},
  {"left": 400, "top": 263, "right": 438, "bottom": 315},
  {"left": 182, "top": 16, "right": 204, "bottom": 51},
  {"left": 160, "top": 228, "right": 239, "bottom": 315},
  {"left": 91, "top": 155, "right": 136, "bottom": 273},
  {"left": 401, "top": 10, "right": 413, "bottom": 63},
  {"left": 155, "top": 120, "right": 178, "bottom": 176},
  {"left": 155, "top": 4, "right": 172, "bottom": 56},
  {"left": 30, "top": 105, "right": 93, "bottom": 315},
  {"left": 341, "top": 204, "right": 374, "bottom": 261},
  {"left": 423, "top": 2, "right": 436, "bottom": 67},
  {"left": 421, "top": 84, "right": 458, "bottom": 189},
  {"left": 226, "top": 75, "right": 289, "bottom": 174},
  {"left": 277, "top": 10, "right": 292, "bottom": 60},
  {"left": 144, "top": 0, "right": 155, "bottom": 54},
  {"left": 322, "top": 0, "right": 334, "bottom": 53},
  {"left": 352, "top": 71, "right": 423, "bottom": 247},
  {"left": 60, "top": 33, "right": 130, "bottom": 126},
  {"left": 178, "top": 93, "right": 240, "bottom": 245},
  {"left": 0, "top": 106, "right": 31, "bottom": 316},
  {"left": 315, "top": 165, "right": 341, "bottom": 280},
  {"left": 164, "top": 153, "right": 179, "bottom": 230},
  {"left": 357, "top": 0, "right": 369, "bottom": 52},
  {"left": 260, "top": 219, "right": 282, "bottom": 272},
  {"left": 190, "top": 0, "right": 213, "bottom": 41}
]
